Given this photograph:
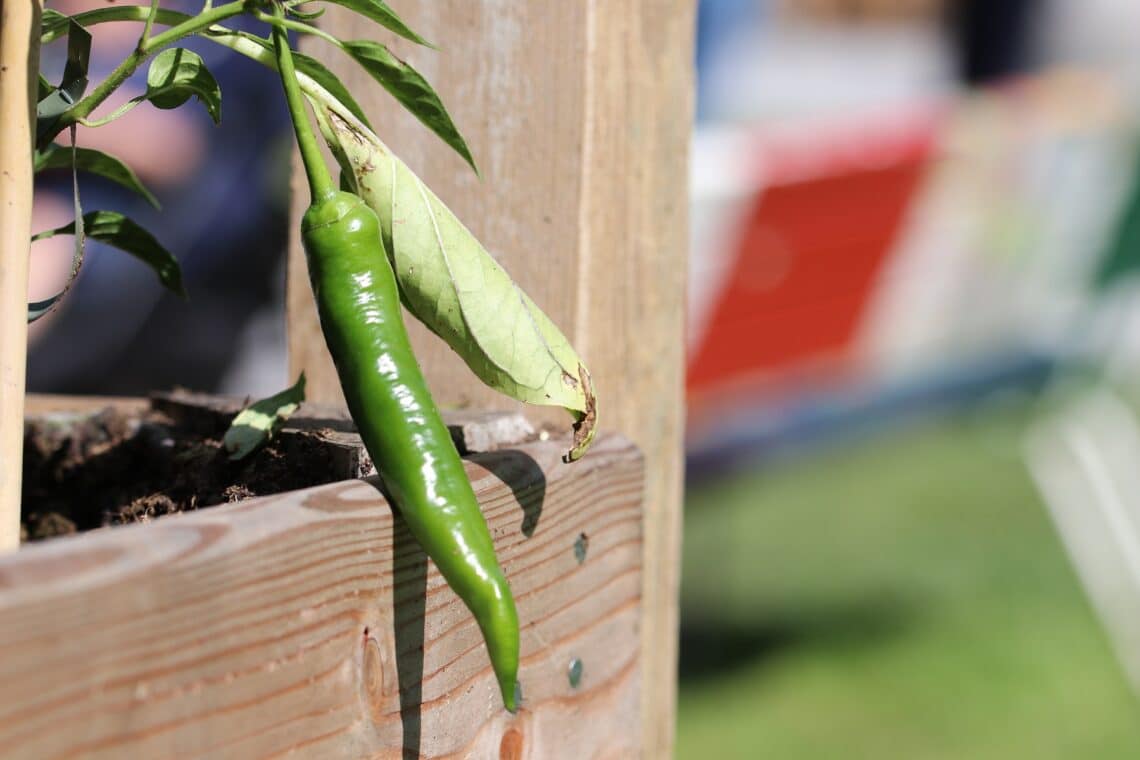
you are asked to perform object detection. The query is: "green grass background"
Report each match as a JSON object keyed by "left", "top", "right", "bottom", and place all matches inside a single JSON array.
[{"left": 677, "top": 405, "right": 1140, "bottom": 759}]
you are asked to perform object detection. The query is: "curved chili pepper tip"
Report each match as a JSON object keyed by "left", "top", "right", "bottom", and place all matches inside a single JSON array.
[{"left": 505, "top": 681, "right": 523, "bottom": 714}]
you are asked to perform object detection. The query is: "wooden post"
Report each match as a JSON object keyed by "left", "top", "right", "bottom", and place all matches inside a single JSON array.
[
  {"left": 288, "top": 3, "right": 694, "bottom": 755},
  {"left": 0, "top": 0, "right": 43, "bottom": 551}
]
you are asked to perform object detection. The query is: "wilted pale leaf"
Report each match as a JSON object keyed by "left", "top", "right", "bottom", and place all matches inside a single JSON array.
[
  {"left": 318, "top": 106, "right": 596, "bottom": 460},
  {"left": 223, "top": 374, "right": 307, "bottom": 461}
]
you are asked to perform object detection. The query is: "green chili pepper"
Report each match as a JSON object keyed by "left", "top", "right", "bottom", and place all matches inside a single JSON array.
[{"left": 270, "top": 9, "right": 519, "bottom": 711}]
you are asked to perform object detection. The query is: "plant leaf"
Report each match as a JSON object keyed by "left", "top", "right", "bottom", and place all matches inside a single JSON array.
[
  {"left": 223, "top": 374, "right": 307, "bottom": 461},
  {"left": 37, "top": 74, "right": 54, "bottom": 101},
  {"left": 36, "top": 89, "right": 76, "bottom": 144},
  {"left": 35, "top": 144, "right": 160, "bottom": 208},
  {"left": 286, "top": 2, "right": 326, "bottom": 21},
  {"left": 36, "top": 20, "right": 91, "bottom": 144},
  {"left": 30, "top": 130, "right": 86, "bottom": 323},
  {"left": 293, "top": 49, "right": 372, "bottom": 130},
  {"left": 320, "top": 0, "right": 431, "bottom": 47},
  {"left": 341, "top": 40, "right": 475, "bottom": 173},
  {"left": 33, "top": 211, "right": 186, "bottom": 299},
  {"left": 146, "top": 48, "right": 221, "bottom": 123},
  {"left": 320, "top": 107, "right": 596, "bottom": 460},
  {"left": 228, "top": 30, "right": 372, "bottom": 129},
  {"left": 62, "top": 19, "right": 91, "bottom": 94}
]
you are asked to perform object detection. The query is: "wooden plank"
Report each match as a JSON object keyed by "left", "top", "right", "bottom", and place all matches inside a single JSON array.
[
  {"left": 148, "top": 390, "right": 537, "bottom": 456},
  {"left": 287, "top": 5, "right": 693, "bottom": 754},
  {"left": 24, "top": 394, "right": 150, "bottom": 418},
  {"left": 0, "top": 432, "right": 643, "bottom": 758}
]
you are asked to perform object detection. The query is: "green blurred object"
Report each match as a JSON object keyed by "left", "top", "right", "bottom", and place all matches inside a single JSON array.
[
  {"left": 678, "top": 406, "right": 1140, "bottom": 759},
  {"left": 1096, "top": 143, "right": 1140, "bottom": 289}
]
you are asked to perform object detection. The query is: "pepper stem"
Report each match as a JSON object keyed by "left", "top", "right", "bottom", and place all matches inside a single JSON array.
[{"left": 270, "top": 2, "right": 334, "bottom": 202}]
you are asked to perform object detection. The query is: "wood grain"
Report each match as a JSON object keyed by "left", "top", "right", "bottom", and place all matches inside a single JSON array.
[
  {"left": 287, "top": 5, "right": 693, "bottom": 754},
  {"left": 24, "top": 394, "right": 150, "bottom": 418},
  {"left": 0, "top": 432, "right": 643, "bottom": 759},
  {"left": 0, "top": 0, "right": 43, "bottom": 552}
]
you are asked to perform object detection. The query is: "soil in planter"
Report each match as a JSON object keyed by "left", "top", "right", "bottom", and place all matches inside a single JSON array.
[{"left": 21, "top": 404, "right": 346, "bottom": 542}]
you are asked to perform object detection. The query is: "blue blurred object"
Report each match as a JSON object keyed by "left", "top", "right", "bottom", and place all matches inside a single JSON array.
[
  {"left": 29, "top": 11, "right": 290, "bottom": 395},
  {"left": 695, "top": 0, "right": 766, "bottom": 121},
  {"left": 686, "top": 351, "right": 1056, "bottom": 481}
]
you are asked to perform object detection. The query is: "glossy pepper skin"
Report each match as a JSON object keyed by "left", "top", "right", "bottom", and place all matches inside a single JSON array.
[
  {"left": 270, "top": 8, "right": 519, "bottom": 711},
  {"left": 301, "top": 194, "right": 520, "bottom": 710}
]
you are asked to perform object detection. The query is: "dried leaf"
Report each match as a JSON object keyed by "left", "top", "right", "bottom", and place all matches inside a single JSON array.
[{"left": 223, "top": 374, "right": 307, "bottom": 461}]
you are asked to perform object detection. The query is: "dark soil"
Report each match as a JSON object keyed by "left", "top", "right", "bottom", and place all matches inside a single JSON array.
[{"left": 21, "top": 404, "right": 347, "bottom": 543}]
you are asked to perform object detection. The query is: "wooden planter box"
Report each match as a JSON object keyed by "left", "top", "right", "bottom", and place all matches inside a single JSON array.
[
  {"left": 0, "top": 396, "right": 644, "bottom": 758},
  {"left": 0, "top": 3, "right": 692, "bottom": 756}
]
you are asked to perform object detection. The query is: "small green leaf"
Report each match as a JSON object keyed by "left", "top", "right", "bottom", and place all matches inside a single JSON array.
[
  {"left": 320, "top": 0, "right": 432, "bottom": 47},
  {"left": 37, "top": 21, "right": 91, "bottom": 143},
  {"left": 341, "top": 40, "right": 475, "bottom": 173},
  {"left": 223, "top": 374, "right": 307, "bottom": 461},
  {"left": 62, "top": 19, "right": 91, "bottom": 93},
  {"left": 33, "top": 211, "right": 186, "bottom": 299},
  {"left": 146, "top": 48, "right": 222, "bottom": 123},
  {"left": 35, "top": 144, "right": 160, "bottom": 208}
]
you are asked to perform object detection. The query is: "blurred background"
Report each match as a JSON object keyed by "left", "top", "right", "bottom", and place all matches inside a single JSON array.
[
  {"left": 29, "top": 0, "right": 1140, "bottom": 755},
  {"left": 682, "top": 0, "right": 1140, "bottom": 756}
]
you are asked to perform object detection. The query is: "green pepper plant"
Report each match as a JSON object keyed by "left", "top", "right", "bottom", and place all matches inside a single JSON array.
[{"left": 30, "top": 0, "right": 598, "bottom": 712}]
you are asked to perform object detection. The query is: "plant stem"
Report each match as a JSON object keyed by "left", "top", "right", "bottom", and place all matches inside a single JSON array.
[
  {"left": 48, "top": 0, "right": 247, "bottom": 145},
  {"left": 269, "top": 3, "right": 333, "bottom": 202},
  {"left": 42, "top": 7, "right": 194, "bottom": 43},
  {"left": 141, "top": 0, "right": 161, "bottom": 49},
  {"left": 44, "top": 9, "right": 379, "bottom": 162},
  {"left": 254, "top": 12, "right": 343, "bottom": 51},
  {"left": 42, "top": 10, "right": 345, "bottom": 120},
  {"left": 77, "top": 97, "right": 145, "bottom": 128}
]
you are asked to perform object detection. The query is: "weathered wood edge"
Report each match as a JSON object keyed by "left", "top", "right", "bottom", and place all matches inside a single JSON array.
[
  {"left": 4, "top": 401, "right": 645, "bottom": 758},
  {"left": 25, "top": 393, "right": 540, "bottom": 480},
  {"left": 24, "top": 394, "right": 150, "bottom": 418}
]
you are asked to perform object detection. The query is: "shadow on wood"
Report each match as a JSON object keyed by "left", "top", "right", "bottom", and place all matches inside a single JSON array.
[
  {"left": 469, "top": 449, "right": 547, "bottom": 539},
  {"left": 0, "top": 414, "right": 642, "bottom": 758},
  {"left": 390, "top": 506, "right": 427, "bottom": 760}
]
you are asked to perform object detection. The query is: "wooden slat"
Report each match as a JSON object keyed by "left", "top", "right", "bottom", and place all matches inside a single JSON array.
[
  {"left": 24, "top": 394, "right": 150, "bottom": 418},
  {"left": 146, "top": 390, "right": 538, "bottom": 457},
  {"left": 287, "top": 5, "right": 693, "bottom": 754},
  {"left": 0, "top": 432, "right": 642, "bottom": 759}
]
